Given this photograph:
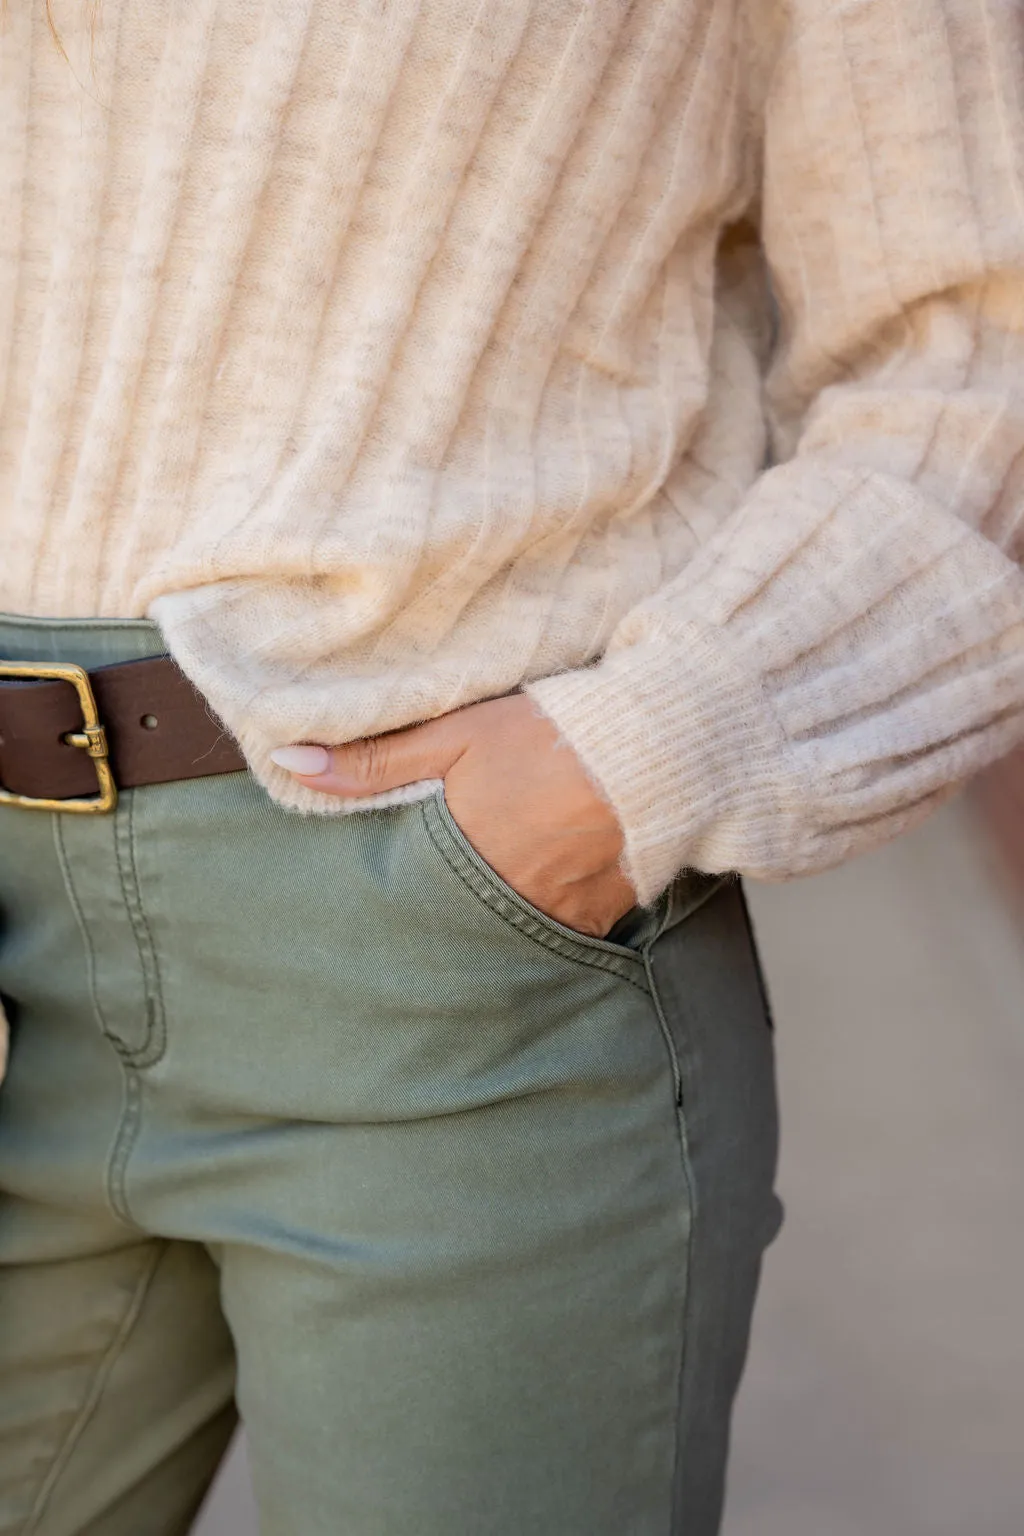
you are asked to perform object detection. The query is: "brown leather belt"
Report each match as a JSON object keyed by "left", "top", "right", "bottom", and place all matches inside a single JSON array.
[{"left": 0, "top": 655, "right": 246, "bottom": 813}]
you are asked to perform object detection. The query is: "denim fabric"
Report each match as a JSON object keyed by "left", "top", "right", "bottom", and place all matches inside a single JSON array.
[{"left": 0, "top": 613, "right": 781, "bottom": 1536}]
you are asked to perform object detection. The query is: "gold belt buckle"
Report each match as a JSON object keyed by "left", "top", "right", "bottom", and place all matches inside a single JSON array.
[{"left": 0, "top": 660, "right": 118, "bottom": 813}]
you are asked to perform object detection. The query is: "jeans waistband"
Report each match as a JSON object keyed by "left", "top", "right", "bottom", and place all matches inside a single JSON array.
[
  {"left": 0, "top": 611, "right": 734, "bottom": 936},
  {"left": 0, "top": 612, "right": 166, "bottom": 672}
]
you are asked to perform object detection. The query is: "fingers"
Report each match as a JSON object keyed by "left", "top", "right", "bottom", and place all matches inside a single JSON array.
[{"left": 270, "top": 711, "right": 469, "bottom": 797}]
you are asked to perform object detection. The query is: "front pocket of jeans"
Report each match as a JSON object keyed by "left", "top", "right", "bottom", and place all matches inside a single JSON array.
[{"left": 419, "top": 786, "right": 652, "bottom": 981}]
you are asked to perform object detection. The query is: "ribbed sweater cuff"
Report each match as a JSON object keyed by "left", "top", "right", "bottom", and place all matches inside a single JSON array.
[{"left": 524, "top": 622, "right": 804, "bottom": 907}]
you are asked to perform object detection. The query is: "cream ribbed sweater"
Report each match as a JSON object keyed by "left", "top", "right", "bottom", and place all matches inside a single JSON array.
[{"left": 1, "top": 0, "right": 1024, "bottom": 909}]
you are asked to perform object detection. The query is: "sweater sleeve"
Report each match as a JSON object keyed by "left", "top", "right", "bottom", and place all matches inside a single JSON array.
[{"left": 525, "top": 0, "right": 1024, "bottom": 904}]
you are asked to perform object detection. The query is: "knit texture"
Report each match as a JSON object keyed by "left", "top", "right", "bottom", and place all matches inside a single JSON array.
[{"left": 1, "top": 1, "right": 1023, "bottom": 905}]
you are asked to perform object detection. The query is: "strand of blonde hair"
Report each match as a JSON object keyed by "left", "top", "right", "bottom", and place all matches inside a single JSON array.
[{"left": 0, "top": 1, "right": 102, "bottom": 63}]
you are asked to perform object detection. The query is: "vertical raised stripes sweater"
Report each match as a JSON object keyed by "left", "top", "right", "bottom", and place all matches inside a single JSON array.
[{"left": 1, "top": 0, "right": 1023, "bottom": 908}]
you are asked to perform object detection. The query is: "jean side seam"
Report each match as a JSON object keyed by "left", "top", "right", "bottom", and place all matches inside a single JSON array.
[
  {"left": 643, "top": 952, "right": 684, "bottom": 1108},
  {"left": 644, "top": 951, "right": 700, "bottom": 1535},
  {"left": 21, "top": 1242, "right": 168, "bottom": 1534},
  {"left": 113, "top": 790, "right": 167, "bottom": 1068}
]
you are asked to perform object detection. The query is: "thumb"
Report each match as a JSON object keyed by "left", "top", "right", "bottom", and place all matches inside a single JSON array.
[{"left": 270, "top": 713, "right": 470, "bottom": 797}]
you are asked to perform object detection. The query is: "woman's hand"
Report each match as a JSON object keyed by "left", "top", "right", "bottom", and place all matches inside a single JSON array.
[{"left": 270, "top": 694, "right": 638, "bottom": 938}]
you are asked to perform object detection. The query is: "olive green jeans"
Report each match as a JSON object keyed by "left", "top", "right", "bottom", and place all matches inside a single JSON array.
[{"left": 0, "top": 613, "right": 781, "bottom": 1536}]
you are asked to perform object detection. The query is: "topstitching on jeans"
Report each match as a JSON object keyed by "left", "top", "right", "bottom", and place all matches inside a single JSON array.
[
  {"left": 50, "top": 794, "right": 167, "bottom": 1066},
  {"left": 112, "top": 789, "right": 167, "bottom": 1068},
  {"left": 420, "top": 798, "right": 650, "bottom": 993},
  {"left": 20, "top": 1243, "right": 168, "bottom": 1534},
  {"left": 50, "top": 812, "right": 116, "bottom": 1046}
]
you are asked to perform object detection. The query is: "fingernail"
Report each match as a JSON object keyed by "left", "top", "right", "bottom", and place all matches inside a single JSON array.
[{"left": 270, "top": 745, "right": 331, "bottom": 776}]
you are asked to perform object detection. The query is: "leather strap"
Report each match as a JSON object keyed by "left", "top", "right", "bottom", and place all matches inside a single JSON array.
[{"left": 0, "top": 655, "right": 246, "bottom": 802}]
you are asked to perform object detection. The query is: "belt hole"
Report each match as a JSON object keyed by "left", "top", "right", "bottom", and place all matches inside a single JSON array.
[{"left": 140, "top": 714, "right": 159, "bottom": 731}]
